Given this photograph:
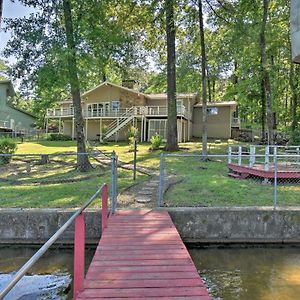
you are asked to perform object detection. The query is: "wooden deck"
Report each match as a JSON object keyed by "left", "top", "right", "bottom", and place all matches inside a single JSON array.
[
  {"left": 229, "top": 163, "right": 300, "bottom": 179},
  {"left": 76, "top": 210, "right": 211, "bottom": 299}
]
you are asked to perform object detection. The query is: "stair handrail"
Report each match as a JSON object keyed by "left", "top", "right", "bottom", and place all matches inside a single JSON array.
[
  {"left": 104, "top": 107, "right": 135, "bottom": 139},
  {"left": 105, "top": 107, "right": 134, "bottom": 133},
  {"left": 0, "top": 183, "right": 109, "bottom": 300},
  {"left": 104, "top": 115, "right": 134, "bottom": 140}
]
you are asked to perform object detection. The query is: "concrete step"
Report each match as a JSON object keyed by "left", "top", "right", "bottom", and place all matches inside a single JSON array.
[{"left": 135, "top": 196, "right": 152, "bottom": 203}]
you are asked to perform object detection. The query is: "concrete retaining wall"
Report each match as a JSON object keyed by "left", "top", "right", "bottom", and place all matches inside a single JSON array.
[
  {"left": 0, "top": 209, "right": 101, "bottom": 244},
  {"left": 0, "top": 207, "right": 300, "bottom": 244},
  {"left": 168, "top": 207, "right": 300, "bottom": 243}
]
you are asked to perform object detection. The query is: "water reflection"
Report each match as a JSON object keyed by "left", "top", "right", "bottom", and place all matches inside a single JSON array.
[
  {"left": 0, "top": 246, "right": 95, "bottom": 299},
  {"left": 189, "top": 246, "right": 300, "bottom": 300}
]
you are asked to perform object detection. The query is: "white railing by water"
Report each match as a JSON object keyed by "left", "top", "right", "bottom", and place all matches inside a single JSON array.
[{"left": 228, "top": 145, "right": 300, "bottom": 171}]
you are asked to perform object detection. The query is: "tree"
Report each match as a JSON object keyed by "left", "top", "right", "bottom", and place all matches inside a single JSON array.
[
  {"left": 3, "top": 0, "right": 91, "bottom": 171},
  {"left": 260, "top": 0, "right": 273, "bottom": 144},
  {"left": 0, "top": 59, "right": 9, "bottom": 80},
  {"left": 198, "top": 0, "right": 208, "bottom": 158},
  {"left": 289, "top": 64, "right": 300, "bottom": 131},
  {"left": 62, "top": 0, "right": 90, "bottom": 171},
  {"left": 165, "top": 0, "right": 178, "bottom": 151}
]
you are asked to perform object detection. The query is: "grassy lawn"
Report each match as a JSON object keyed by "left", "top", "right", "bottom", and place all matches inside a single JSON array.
[
  {"left": 16, "top": 140, "right": 77, "bottom": 154},
  {"left": 1, "top": 142, "right": 148, "bottom": 208},
  {"left": 3, "top": 139, "right": 299, "bottom": 208},
  {"left": 0, "top": 167, "right": 146, "bottom": 208},
  {"left": 164, "top": 156, "right": 300, "bottom": 207},
  {"left": 15, "top": 139, "right": 237, "bottom": 166}
]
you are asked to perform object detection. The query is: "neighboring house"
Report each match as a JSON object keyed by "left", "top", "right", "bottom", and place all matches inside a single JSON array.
[
  {"left": 0, "top": 80, "right": 36, "bottom": 135},
  {"left": 45, "top": 81, "right": 239, "bottom": 142}
]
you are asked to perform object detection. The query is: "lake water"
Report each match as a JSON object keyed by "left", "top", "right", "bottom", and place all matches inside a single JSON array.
[
  {"left": 0, "top": 246, "right": 300, "bottom": 299},
  {"left": 0, "top": 246, "right": 95, "bottom": 299},
  {"left": 189, "top": 246, "right": 300, "bottom": 300}
]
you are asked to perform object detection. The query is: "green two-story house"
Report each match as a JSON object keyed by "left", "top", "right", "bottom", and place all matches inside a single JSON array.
[{"left": 0, "top": 80, "right": 36, "bottom": 135}]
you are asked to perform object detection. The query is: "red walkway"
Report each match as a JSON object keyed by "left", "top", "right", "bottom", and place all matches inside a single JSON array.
[{"left": 76, "top": 210, "right": 211, "bottom": 299}]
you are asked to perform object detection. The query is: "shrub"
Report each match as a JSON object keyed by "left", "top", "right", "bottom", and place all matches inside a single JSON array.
[
  {"left": 47, "top": 133, "right": 72, "bottom": 141},
  {"left": 150, "top": 133, "right": 162, "bottom": 150},
  {"left": 289, "top": 129, "right": 300, "bottom": 146},
  {"left": 85, "top": 141, "right": 94, "bottom": 153},
  {"left": 0, "top": 138, "right": 17, "bottom": 165}
]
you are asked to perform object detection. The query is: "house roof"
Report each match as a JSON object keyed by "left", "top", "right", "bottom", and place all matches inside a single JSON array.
[
  {"left": 60, "top": 82, "right": 235, "bottom": 106},
  {"left": 60, "top": 82, "right": 199, "bottom": 103},
  {"left": 0, "top": 80, "right": 36, "bottom": 119},
  {"left": 147, "top": 93, "right": 198, "bottom": 100},
  {"left": 194, "top": 101, "right": 237, "bottom": 108},
  {"left": 7, "top": 103, "right": 36, "bottom": 119},
  {"left": 0, "top": 80, "right": 15, "bottom": 97},
  {"left": 82, "top": 81, "right": 148, "bottom": 98}
]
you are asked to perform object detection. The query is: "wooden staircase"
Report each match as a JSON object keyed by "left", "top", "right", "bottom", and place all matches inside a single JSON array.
[{"left": 103, "top": 107, "right": 135, "bottom": 140}]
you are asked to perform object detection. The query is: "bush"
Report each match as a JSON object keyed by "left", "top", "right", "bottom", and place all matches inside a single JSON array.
[
  {"left": 0, "top": 138, "right": 17, "bottom": 165},
  {"left": 150, "top": 133, "right": 162, "bottom": 150},
  {"left": 47, "top": 133, "right": 72, "bottom": 141},
  {"left": 289, "top": 129, "right": 300, "bottom": 146},
  {"left": 85, "top": 141, "right": 94, "bottom": 153}
]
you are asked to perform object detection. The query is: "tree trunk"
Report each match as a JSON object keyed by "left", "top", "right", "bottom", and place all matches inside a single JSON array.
[
  {"left": 233, "top": 60, "right": 238, "bottom": 101},
  {"left": 261, "top": 78, "right": 266, "bottom": 141},
  {"left": 0, "top": 0, "right": 3, "bottom": 28},
  {"left": 165, "top": 0, "right": 178, "bottom": 151},
  {"left": 198, "top": 0, "right": 208, "bottom": 159},
  {"left": 285, "top": 89, "right": 288, "bottom": 128},
  {"left": 260, "top": 0, "right": 273, "bottom": 144},
  {"left": 290, "top": 64, "right": 299, "bottom": 132},
  {"left": 62, "top": 0, "right": 90, "bottom": 172},
  {"left": 207, "top": 74, "right": 212, "bottom": 102}
]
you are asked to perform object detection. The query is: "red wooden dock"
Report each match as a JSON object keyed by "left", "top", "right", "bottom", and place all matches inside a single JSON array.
[{"left": 76, "top": 209, "right": 211, "bottom": 299}]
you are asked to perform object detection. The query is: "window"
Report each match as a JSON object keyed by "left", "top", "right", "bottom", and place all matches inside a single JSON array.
[
  {"left": 148, "top": 119, "right": 167, "bottom": 141},
  {"left": 92, "top": 104, "right": 98, "bottom": 117},
  {"left": 176, "top": 99, "right": 185, "bottom": 114},
  {"left": 207, "top": 107, "right": 218, "bottom": 115},
  {"left": 87, "top": 102, "right": 110, "bottom": 116},
  {"left": 177, "top": 99, "right": 183, "bottom": 107},
  {"left": 111, "top": 100, "right": 120, "bottom": 111}
]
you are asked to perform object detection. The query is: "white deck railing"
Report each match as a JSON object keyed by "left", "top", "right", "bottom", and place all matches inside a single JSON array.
[
  {"left": 228, "top": 145, "right": 300, "bottom": 171},
  {"left": 231, "top": 117, "right": 240, "bottom": 127},
  {"left": 46, "top": 105, "right": 187, "bottom": 119},
  {"left": 0, "top": 120, "right": 10, "bottom": 129}
]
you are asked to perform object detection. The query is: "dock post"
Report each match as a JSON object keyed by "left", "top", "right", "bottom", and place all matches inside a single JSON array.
[
  {"left": 274, "top": 152, "right": 278, "bottom": 210},
  {"left": 158, "top": 153, "right": 165, "bottom": 207},
  {"left": 249, "top": 145, "right": 254, "bottom": 167},
  {"left": 101, "top": 184, "right": 108, "bottom": 232},
  {"left": 264, "top": 146, "right": 270, "bottom": 171},
  {"left": 238, "top": 146, "right": 242, "bottom": 166},
  {"left": 111, "top": 151, "right": 117, "bottom": 214},
  {"left": 73, "top": 213, "right": 85, "bottom": 298},
  {"left": 228, "top": 146, "right": 232, "bottom": 164}
]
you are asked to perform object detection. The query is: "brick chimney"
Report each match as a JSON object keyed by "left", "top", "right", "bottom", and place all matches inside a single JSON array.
[{"left": 122, "top": 79, "right": 139, "bottom": 91}]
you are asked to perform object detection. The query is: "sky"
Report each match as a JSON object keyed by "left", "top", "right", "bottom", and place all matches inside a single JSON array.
[{"left": 0, "top": 0, "right": 37, "bottom": 62}]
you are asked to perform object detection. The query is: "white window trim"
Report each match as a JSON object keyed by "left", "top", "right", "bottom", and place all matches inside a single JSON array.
[
  {"left": 111, "top": 100, "right": 120, "bottom": 111},
  {"left": 207, "top": 107, "right": 218, "bottom": 116}
]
